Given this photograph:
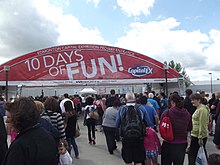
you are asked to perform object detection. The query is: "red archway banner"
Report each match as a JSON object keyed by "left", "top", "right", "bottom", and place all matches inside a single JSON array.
[{"left": 0, "top": 44, "right": 179, "bottom": 86}]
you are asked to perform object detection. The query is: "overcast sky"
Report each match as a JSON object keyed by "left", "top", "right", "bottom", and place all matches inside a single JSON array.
[{"left": 0, "top": 0, "right": 220, "bottom": 81}]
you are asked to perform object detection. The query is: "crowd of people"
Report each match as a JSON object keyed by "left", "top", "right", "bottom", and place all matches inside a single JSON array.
[{"left": 0, "top": 89, "right": 220, "bottom": 165}]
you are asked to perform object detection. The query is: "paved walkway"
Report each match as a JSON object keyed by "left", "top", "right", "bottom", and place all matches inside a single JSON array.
[{"left": 72, "top": 116, "right": 219, "bottom": 165}]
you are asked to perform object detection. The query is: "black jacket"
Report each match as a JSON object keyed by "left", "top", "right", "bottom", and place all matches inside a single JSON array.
[
  {"left": 0, "top": 115, "right": 8, "bottom": 164},
  {"left": 2, "top": 124, "right": 58, "bottom": 165},
  {"left": 183, "top": 96, "right": 196, "bottom": 116},
  {"left": 213, "top": 116, "right": 220, "bottom": 146}
]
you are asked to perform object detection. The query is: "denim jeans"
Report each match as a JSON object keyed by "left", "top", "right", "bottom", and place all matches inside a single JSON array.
[{"left": 66, "top": 137, "right": 79, "bottom": 157}]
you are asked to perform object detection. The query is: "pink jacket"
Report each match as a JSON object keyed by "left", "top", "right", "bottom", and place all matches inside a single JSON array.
[{"left": 144, "top": 128, "right": 161, "bottom": 153}]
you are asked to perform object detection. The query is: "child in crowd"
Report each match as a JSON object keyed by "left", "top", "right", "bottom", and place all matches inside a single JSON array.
[
  {"left": 208, "top": 153, "right": 220, "bottom": 165},
  {"left": 58, "top": 139, "right": 72, "bottom": 165},
  {"left": 144, "top": 127, "right": 161, "bottom": 165}
]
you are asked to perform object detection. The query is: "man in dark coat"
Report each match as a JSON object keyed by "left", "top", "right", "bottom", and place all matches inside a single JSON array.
[
  {"left": 0, "top": 114, "right": 8, "bottom": 164},
  {"left": 183, "top": 89, "right": 196, "bottom": 116},
  {"left": 213, "top": 116, "right": 220, "bottom": 149}
]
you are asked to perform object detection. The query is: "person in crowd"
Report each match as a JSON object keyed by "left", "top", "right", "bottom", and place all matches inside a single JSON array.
[
  {"left": 209, "top": 92, "right": 220, "bottom": 136},
  {"left": 188, "top": 93, "right": 210, "bottom": 165},
  {"left": 0, "top": 112, "right": 8, "bottom": 164},
  {"left": 183, "top": 89, "right": 197, "bottom": 152},
  {"left": 184, "top": 89, "right": 196, "bottom": 116},
  {"left": 72, "top": 95, "right": 81, "bottom": 115},
  {"left": 209, "top": 93, "right": 216, "bottom": 108},
  {"left": 84, "top": 96, "right": 97, "bottom": 145},
  {"left": 160, "top": 94, "right": 192, "bottom": 165},
  {"left": 41, "top": 96, "right": 66, "bottom": 139},
  {"left": 34, "top": 100, "right": 60, "bottom": 143},
  {"left": 116, "top": 92, "right": 149, "bottom": 165},
  {"left": 139, "top": 96, "right": 159, "bottom": 131},
  {"left": 159, "top": 92, "right": 168, "bottom": 117},
  {"left": 2, "top": 97, "right": 58, "bottom": 165},
  {"left": 208, "top": 153, "right": 220, "bottom": 165},
  {"left": 148, "top": 93, "right": 160, "bottom": 115},
  {"left": 102, "top": 100, "right": 121, "bottom": 154},
  {"left": 105, "top": 89, "right": 119, "bottom": 108},
  {"left": 0, "top": 96, "right": 5, "bottom": 116},
  {"left": 58, "top": 139, "right": 72, "bottom": 165},
  {"left": 152, "top": 91, "right": 161, "bottom": 108},
  {"left": 63, "top": 100, "right": 79, "bottom": 158},
  {"left": 60, "top": 93, "right": 74, "bottom": 114},
  {"left": 213, "top": 115, "right": 220, "bottom": 149},
  {"left": 144, "top": 126, "right": 161, "bottom": 165},
  {"left": 94, "top": 95, "right": 105, "bottom": 132}
]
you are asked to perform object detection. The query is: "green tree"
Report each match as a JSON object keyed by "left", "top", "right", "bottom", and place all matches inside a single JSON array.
[{"left": 168, "top": 60, "right": 191, "bottom": 87}]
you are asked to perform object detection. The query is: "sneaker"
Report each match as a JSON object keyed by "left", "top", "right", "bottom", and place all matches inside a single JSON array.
[
  {"left": 92, "top": 139, "right": 96, "bottom": 145},
  {"left": 75, "top": 156, "right": 79, "bottom": 159},
  {"left": 89, "top": 141, "right": 92, "bottom": 145}
]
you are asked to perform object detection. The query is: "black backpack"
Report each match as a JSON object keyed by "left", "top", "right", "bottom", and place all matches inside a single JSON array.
[{"left": 120, "top": 105, "right": 146, "bottom": 139}]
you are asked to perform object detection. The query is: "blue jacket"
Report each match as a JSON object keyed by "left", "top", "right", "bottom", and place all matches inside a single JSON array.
[{"left": 116, "top": 103, "right": 153, "bottom": 128}]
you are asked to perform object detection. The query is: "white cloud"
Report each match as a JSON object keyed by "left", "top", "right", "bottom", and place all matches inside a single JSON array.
[
  {"left": 86, "top": 0, "right": 101, "bottom": 8},
  {"left": 117, "top": 0, "right": 155, "bottom": 17},
  {"left": 0, "top": 57, "right": 10, "bottom": 65},
  {"left": 115, "top": 17, "right": 220, "bottom": 80},
  {"left": 0, "top": 0, "right": 108, "bottom": 62}
]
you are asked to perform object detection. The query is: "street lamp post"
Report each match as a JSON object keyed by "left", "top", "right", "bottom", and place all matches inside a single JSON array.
[
  {"left": 164, "top": 61, "right": 168, "bottom": 97},
  {"left": 4, "top": 66, "right": 10, "bottom": 101},
  {"left": 209, "top": 73, "right": 213, "bottom": 94}
]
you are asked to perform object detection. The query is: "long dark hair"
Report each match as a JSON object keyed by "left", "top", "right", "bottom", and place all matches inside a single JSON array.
[
  {"left": 64, "top": 100, "right": 76, "bottom": 115},
  {"left": 169, "top": 94, "right": 183, "bottom": 109},
  {"left": 6, "top": 97, "right": 39, "bottom": 132}
]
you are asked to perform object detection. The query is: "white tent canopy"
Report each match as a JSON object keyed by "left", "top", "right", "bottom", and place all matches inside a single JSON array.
[{"left": 79, "top": 88, "right": 97, "bottom": 95}]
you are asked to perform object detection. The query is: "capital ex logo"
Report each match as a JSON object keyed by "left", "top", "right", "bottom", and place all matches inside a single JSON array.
[{"left": 128, "top": 66, "right": 153, "bottom": 77}]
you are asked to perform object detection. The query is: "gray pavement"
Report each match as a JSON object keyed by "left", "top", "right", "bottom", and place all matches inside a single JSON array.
[{"left": 73, "top": 116, "right": 219, "bottom": 165}]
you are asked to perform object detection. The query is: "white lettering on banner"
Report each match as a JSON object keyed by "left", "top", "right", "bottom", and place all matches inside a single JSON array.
[
  {"left": 49, "top": 67, "right": 59, "bottom": 77},
  {"left": 64, "top": 51, "right": 74, "bottom": 63},
  {"left": 25, "top": 52, "right": 124, "bottom": 80},
  {"left": 56, "top": 53, "right": 67, "bottom": 65},
  {"left": 67, "top": 55, "right": 123, "bottom": 80},
  {"left": 99, "top": 56, "right": 117, "bottom": 75},
  {"left": 74, "top": 50, "right": 83, "bottom": 61},
  {"left": 43, "top": 55, "right": 54, "bottom": 68},
  {"left": 25, "top": 58, "right": 41, "bottom": 71},
  {"left": 49, "top": 65, "right": 66, "bottom": 77},
  {"left": 81, "top": 60, "right": 97, "bottom": 78},
  {"left": 25, "top": 50, "right": 83, "bottom": 71},
  {"left": 66, "top": 62, "right": 79, "bottom": 80}
]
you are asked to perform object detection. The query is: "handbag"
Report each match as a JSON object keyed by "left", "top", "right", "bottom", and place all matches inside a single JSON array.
[
  {"left": 74, "top": 121, "right": 80, "bottom": 138},
  {"left": 89, "top": 110, "right": 99, "bottom": 120},
  {"left": 195, "top": 146, "right": 208, "bottom": 165},
  {"left": 159, "top": 110, "right": 174, "bottom": 141}
]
